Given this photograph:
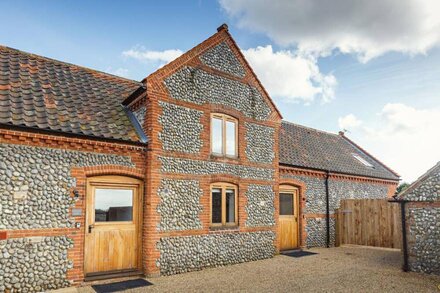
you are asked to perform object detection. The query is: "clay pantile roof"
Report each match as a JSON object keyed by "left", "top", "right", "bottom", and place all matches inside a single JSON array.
[
  {"left": 0, "top": 45, "right": 144, "bottom": 142},
  {"left": 280, "top": 121, "right": 400, "bottom": 180}
]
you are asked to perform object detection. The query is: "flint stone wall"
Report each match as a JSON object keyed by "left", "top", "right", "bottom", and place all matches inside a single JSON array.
[
  {"left": 0, "top": 236, "right": 73, "bottom": 292},
  {"left": 164, "top": 67, "right": 271, "bottom": 120},
  {"left": 245, "top": 184, "right": 275, "bottom": 227},
  {"left": 199, "top": 42, "right": 246, "bottom": 78},
  {"left": 157, "top": 179, "right": 203, "bottom": 231},
  {"left": 245, "top": 122, "right": 275, "bottom": 164},
  {"left": 159, "top": 156, "right": 274, "bottom": 181},
  {"left": 0, "top": 143, "right": 134, "bottom": 230},
  {"left": 158, "top": 101, "right": 204, "bottom": 153},
  {"left": 305, "top": 218, "right": 336, "bottom": 248},
  {"left": 156, "top": 231, "right": 276, "bottom": 275},
  {"left": 133, "top": 105, "right": 146, "bottom": 127},
  {"left": 407, "top": 207, "right": 440, "bottom": 275}
]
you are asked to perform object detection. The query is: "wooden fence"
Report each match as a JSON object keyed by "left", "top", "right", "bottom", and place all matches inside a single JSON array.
[{"left": 335, "top": 199, "right": 402, "bottom": 249}]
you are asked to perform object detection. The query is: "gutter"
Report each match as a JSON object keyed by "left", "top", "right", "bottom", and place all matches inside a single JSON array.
[
  {"left": 325, "top": 170, "right": 330, "bottom": 248},
  {"left": 279, "top": 163, "right": 400, "bottom": 182},
  {"left": 389, "top": 198, "right": 435, "bottom": 272},
  {"left": 388, "top": 199, "right": 409, "bottom": 272},
  {"left": 0, "top": 123, "right": 148, "bottom": 147}
]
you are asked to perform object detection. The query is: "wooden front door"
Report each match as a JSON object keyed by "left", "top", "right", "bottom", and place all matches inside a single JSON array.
[
  {"left": 279, "top": 186, "right": 299, "bottom": 250},
  {"left": 84, "top": 176, "right": 142, "bottom": 276}
]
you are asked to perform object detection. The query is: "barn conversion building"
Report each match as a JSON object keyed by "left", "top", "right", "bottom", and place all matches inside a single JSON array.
[
  {"left": 0, "top": 24, "right": 399, "bottom": 291},
  {"left": 397, "top": 162, "right": 440, "bottom": 275}
]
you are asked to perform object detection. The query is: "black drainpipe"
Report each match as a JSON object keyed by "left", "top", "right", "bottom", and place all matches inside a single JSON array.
[
  {"left": 400, "top": 201, "right": 409, "bottom": 272},
  {"left": 325, "top": 171, "right": 330, "bottom": 248}
]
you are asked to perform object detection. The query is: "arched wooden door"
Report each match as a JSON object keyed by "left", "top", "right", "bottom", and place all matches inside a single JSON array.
[
  {"left": 279, "top": 185, "right": 299, "bottom": 250},
  {"left": 84, "top": 176, "right": 143, "bottom": 276}
]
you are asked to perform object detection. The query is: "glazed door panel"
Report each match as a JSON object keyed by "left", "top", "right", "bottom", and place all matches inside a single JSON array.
[
  {"left": 279, "top": 189, "right": 299, "bottom": 250},
  {"left": 84, "top": 176, "right": 142, "bottom": 275}
]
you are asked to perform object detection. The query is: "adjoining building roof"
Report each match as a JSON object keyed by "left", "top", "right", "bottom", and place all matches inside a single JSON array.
[
  {"left": 0, "top": 45, "right": 144, "bottom": 142},
  {"left": 279, "top": 121, "right": 400, "bottom": 181},
  {"left": 398, "top": 161, "right": 440, "bottom": 201}
]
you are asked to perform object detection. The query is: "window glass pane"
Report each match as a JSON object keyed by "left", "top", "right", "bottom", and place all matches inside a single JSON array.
[
  {"left": 226, "top": 189, "right": 235, "bottom": 223},
  {"left": 279, "top": 193, "right": 293, "bottom": 215},
  {"left": 212, "top": 117, "right": 223, "bottom": 154},
  {"left": 211, "top": 188, "right": 222, "bottom": 223},
  {"left": 225, "top": 120, "right": 236, "bottom": 156},
  {"left": 95, "top": 189, "right": 133, "bottom": 222}
]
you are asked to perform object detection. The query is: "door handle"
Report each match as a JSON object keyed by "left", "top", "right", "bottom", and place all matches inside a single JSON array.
[{"left": 88, "top": 224, "right": 94, "bottom": 233}]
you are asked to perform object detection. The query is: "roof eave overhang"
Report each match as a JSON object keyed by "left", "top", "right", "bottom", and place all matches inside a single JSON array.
[
  {"left": 279, "top": 163, "right": 401, "bottom": 182},
  {"left": 0, "top": 123, "right": 148, "bottom": 147}
]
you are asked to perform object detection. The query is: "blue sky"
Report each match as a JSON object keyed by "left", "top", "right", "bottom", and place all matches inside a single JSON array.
[{"left": 2, "top": 0, "right": 440, "bottom": 182}]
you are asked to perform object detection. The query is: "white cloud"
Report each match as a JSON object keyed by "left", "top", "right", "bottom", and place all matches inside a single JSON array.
[
  {"left": 122, "top": 47, "right": 183, "bottom": 66},
  {"left": 105, "top": 67, "right": 130, "bottom": 78},
  {"left": 338, "top": 103, "right": 440, "bottom": 182},
  {"left": 220, "top": 0, "right": 440, "bottom": 62},
  {"left": 242, "top": 45, "right": 337, "bottom": 103},
  {"left": 338, "top": 114, "right": 362, "bottom": 131}
]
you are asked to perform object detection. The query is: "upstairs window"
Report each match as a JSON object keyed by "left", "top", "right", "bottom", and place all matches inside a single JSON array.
[
  {"left": 352, "top": 153, "right": 374, "bottom": 168},
  {"left": 211, "top": 183, "right": 238, "bottom": 227},
  {"left": 211, "top": 113, "right": 237, "bottom": 157}
]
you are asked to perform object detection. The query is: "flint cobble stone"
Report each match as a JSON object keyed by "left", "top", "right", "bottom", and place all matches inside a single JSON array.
[
  {"left": 328, "top": 180, "right": 388, "bottom": 211},
  {"left": 157, "top": 179, "right": 203, "bottom": 231},
  {"left": 245, "top": 122, "right": 275, "bottom": 164},
  {"left": 199, "top": 42, "right": 246, "bottom": 78},
  {"left": 408, "top": 207, "right": 440, "bottom": 275},
  {"left": 158, "top": 101, "right": 203, "bottom": 153},
  {"left": 133, "top": 105, "right": 146, "bottom": 127},
  {"left": 156, "top": 231, "right": 276, "bottom": 275},
  {"left": 0, "top": 236, "right": 73, "bottom": 292},
  {"left": 164, "top": 67, "right": 271, "bottom": 121},
  {"left": 306, "top": 218, "right": 336, "bottom": 248},
  {"left": 0, "top": 143, "right": 134, "bottom": 230},
  {"left": 245, "top": 184, "right": 275, "bottom": 227},
  {"left": 159, "top": 156, "right": 274, "bottom": 181}
]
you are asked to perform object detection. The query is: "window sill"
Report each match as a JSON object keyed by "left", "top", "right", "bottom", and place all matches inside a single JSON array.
[
  {"left": 210, "top": 154, "right": 239, "bottom": 161},
  {"left": 209, "top": 226, "right": 239, "bottom": 233}
]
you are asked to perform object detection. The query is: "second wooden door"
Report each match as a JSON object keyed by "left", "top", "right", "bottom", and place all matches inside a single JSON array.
[
  {"left": 279, "top": 187, "right": 299, "bottom": 250},
  {"left": 84, "top": 176, "right": 142, "bottom": 276}
]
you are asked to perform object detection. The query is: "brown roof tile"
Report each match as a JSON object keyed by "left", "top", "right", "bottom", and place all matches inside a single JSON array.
[
  {"left": 0, "top": 45, "right": 143, "bottom": 142},
  {"left": 280, "top": 121, "right": 399, "bottom": 180}
]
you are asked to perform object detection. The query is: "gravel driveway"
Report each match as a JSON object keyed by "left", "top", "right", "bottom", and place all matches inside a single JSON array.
[{"left": 77, "top": 246, "right": 440, "bottom": 293}]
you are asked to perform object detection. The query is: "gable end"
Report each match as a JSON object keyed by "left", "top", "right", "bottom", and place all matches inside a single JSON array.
[
  {"left": 199, "top": 42, "right": 246, "bottom": 78},
  {"left": 164, "top": 66, "right": 271, "bottom": 120}
]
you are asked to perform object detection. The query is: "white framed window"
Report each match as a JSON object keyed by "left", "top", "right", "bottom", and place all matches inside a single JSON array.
[
  {"left": 211, "top": 113, "right": 238, "bottom": 157},
  {"left": 352, "top": 153, "right": 374, "bottom": 167}
]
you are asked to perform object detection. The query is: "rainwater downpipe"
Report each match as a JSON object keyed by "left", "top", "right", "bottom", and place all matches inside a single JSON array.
[
  {"left": 325, "top": 171, "right": 330, "bottom": 248},
  {"left": 400, "top": 200, "right": 409, "bottom": 272}
]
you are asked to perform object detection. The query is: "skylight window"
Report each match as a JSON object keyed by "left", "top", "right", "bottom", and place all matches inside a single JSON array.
[{"left": 352, "top": 153, "right": 374, "bottom": 168}]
